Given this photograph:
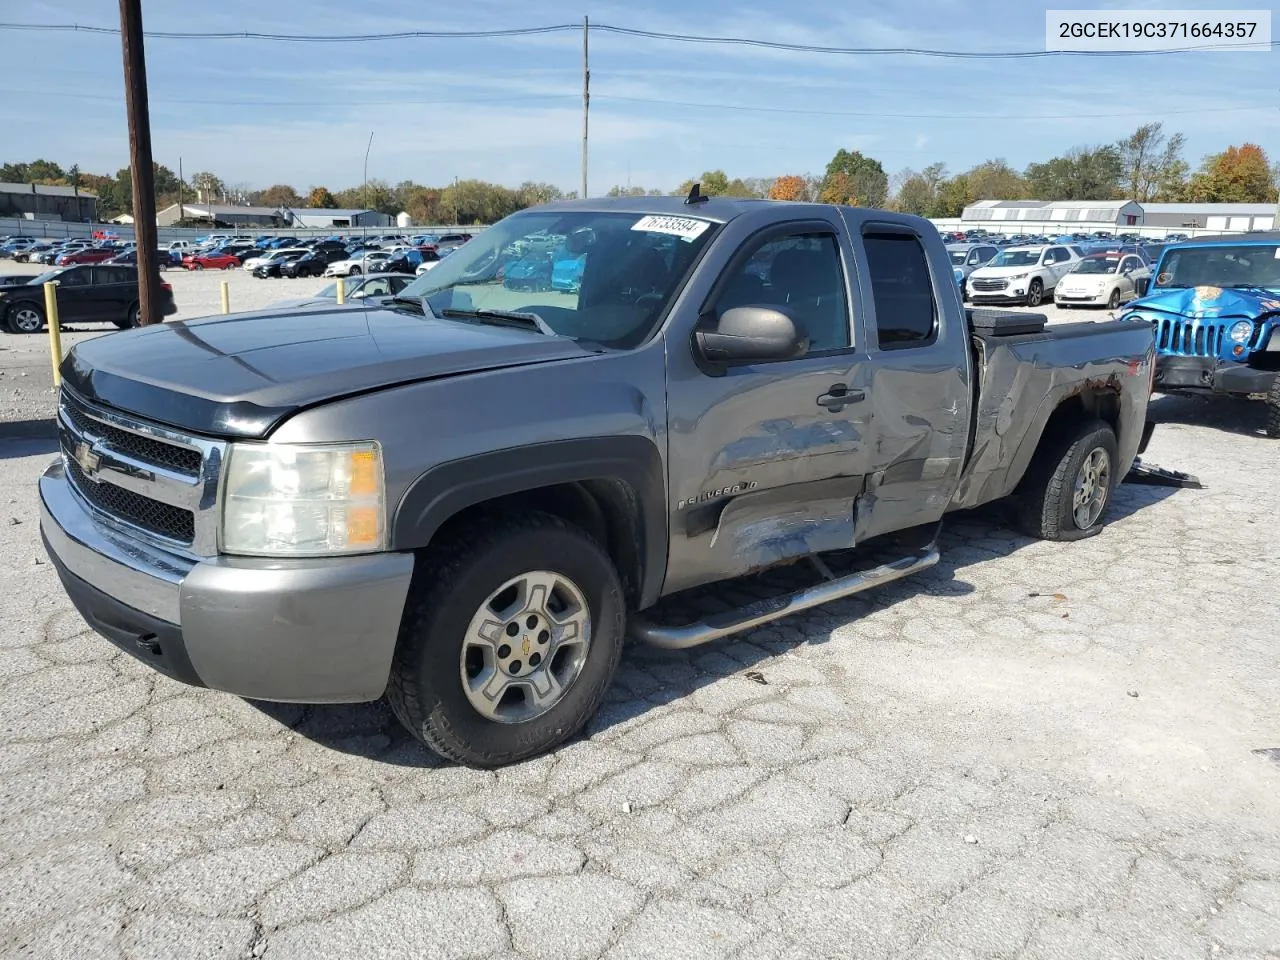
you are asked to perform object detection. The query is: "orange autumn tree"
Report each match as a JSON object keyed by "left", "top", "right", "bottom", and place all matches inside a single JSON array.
[
  {"left": 1185, "top": 144, "right": 1273, "bottom": 203},
  {"left": 768, "top": 175, "right": 807, "bottom": 201}
]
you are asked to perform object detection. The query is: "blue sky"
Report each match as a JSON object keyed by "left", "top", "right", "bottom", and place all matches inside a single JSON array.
[{"left": 2, "top": 0, "right": 1276, "bottom": 195}]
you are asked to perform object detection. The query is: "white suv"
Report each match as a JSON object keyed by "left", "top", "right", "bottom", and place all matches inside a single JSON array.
[{"left": 967, "top": 244, "right": 1081, "bottom": 307}]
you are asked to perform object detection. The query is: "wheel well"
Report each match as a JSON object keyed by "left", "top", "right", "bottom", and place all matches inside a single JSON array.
[
  {"left": 1040, "top": 388, "right": 1121, "bottom": 450},
  {"left": 427, "top": 479, "right": 647, "bottom": 608}
]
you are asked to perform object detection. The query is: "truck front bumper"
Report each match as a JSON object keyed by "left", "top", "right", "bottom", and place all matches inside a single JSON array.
[
  {"left": 38, "top": 460, "right": 415, "bottom": 703},
  {"left": 1154, "top": 356, "right": 1278, "bottom": 395}
]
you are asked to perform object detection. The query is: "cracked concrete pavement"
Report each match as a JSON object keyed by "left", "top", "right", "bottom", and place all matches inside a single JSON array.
[{"left": 1, "top": 297, "right": 1279, "bottom": 958}]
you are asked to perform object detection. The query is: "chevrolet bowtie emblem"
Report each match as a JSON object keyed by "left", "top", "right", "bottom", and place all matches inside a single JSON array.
[{"left": 73, "top": 441, "right": 101, "bottom": 477}]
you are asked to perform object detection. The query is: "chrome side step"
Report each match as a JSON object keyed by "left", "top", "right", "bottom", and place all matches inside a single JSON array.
[{"left": 630, "top": 546, "right": 941, "bottom": 650}]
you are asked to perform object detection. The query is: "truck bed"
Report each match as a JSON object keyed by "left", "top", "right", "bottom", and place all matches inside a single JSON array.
[{"left": 949, "top": 312, "right": 1155, "bottom": 511}]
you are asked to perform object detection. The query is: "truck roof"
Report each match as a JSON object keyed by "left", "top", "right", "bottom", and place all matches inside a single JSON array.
[
  {"left": 534, "top": 194, "right": 774, "bottom": 223},
  {"left": 1170, "top": 231, "right": 1280, "bottom": 248}
]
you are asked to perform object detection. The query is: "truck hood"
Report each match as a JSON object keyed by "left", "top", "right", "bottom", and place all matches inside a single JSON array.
[
  {"left": 1128, "top": 285, "right": 1280, "bottom": 320},
  {"left": 61, "top": 304, "right": 596, "bottom": 439}
]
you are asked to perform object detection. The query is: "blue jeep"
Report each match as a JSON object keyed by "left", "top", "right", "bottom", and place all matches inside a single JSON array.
[{"left": 1119, "top": 233, "right": 1280, "bottom": 437}]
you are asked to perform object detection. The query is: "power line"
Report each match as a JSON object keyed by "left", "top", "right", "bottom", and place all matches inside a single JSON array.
[
  {"left": 1, "top": 19, "right": 1276, "bottom": 56},
  {"left": 6, "top": 88, "right": 577, "bottom": 107},
  {"left": 597, "top": 94, "right": 1271, "bottom": 121},
  {"left": 0, "top": 21, "right": 579, "bottom": 41}
]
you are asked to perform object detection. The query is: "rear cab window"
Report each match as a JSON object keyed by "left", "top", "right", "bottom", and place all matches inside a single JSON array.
[{"left": 862, "top": 232, "right": 938, "bottom": 350}]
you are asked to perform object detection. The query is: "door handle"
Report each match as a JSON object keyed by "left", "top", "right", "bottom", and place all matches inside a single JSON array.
[{"left": 817, "top": 384, "right": 865, "bottom": 410}]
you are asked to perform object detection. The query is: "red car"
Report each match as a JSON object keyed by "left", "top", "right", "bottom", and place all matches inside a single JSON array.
[
  {"left": 183, "top": 251, "right": 240, "bottom": 270},
  {"left": 56, "top": 247, "right": 117, "bottom": 266}
]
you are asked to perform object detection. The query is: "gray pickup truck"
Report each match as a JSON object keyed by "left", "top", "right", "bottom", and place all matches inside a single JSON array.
[{"left": 39, "top": 196, "right": 1156, "bottom": 767}]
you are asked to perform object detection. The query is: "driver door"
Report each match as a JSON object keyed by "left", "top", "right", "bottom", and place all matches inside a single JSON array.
[{"left": 663, "top": 216, "right": 874, "bottom": 594}]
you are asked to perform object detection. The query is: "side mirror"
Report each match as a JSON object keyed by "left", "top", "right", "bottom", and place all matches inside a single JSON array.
[{"left": 694, "top": 305, "right": 807, "bottom": 365}]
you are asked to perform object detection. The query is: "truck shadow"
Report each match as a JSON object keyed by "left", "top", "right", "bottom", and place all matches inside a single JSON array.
[
  {"left": 0, "top": 418, "right": 58, "bottom": 459},
  {"left": 251, "top": 480, "right": 1183, "bottom": 768},
  {"left": 1148, "top": 392, "right": 1270, "bottom": 439}
]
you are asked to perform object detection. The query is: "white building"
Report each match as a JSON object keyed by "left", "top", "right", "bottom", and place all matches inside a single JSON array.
[{"left": 288, "top": 208, "right": 390, "bottom": 229}]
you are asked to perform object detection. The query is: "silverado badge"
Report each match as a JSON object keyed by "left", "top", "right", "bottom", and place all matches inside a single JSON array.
[{"left": 72, "top": 441, "right": 101, "bottom": 479}]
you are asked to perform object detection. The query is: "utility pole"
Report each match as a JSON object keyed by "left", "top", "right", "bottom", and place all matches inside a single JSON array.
[
  {"left": 581, "top": 16, "right": 589, "bottom": 200},
  {"left": 177, "top": 156, "right": 184, "bottom": 224},
  {"left": 119, "top": 0, "right": 161, "bottom": 325}
]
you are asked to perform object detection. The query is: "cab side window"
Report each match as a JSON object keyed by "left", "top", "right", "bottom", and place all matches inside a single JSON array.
[
  {"left": 712, "top": 232, "right": 851, "bottom": 353},
  {"left": 863, "top": 233, "right": 938, "bottom": 350}
]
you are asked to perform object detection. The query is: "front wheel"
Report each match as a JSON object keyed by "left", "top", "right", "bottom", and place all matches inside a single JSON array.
[
  {"left": 348, "top": 266, "right": 361, "bottom": 276},
  {"left": 1026, "top": 279, "right": 1044, "bottom": 307},
  {"left": 6, "top": 303, "right": 45, "bottom": 334},
  {"left": 1017, "top": 419, "right": 1119, "bottom": 541},
  {"left": 1266, "top": 377, "right": 1280, "bottom": 439},
  {"left": 1106, "top": 288, "right": 1121, "bottom": 310},
  {"left": 192, "top": 263, "right": 204, "bottom": 271},
  {"left": 387, "top": 512, "right": 625, "bottom": 768}
]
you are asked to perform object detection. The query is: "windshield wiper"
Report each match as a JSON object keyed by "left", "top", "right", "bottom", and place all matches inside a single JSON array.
[
  {"left": 387, "top": 295, "right": 426, "bottom": 313},
  {"left": 439, "top": 308, "right": 557, "bottom": 336}
]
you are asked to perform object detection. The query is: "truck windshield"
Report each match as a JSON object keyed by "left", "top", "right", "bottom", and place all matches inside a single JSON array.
[
  {"left": 398, "top": 210, "right": 720, "bottom": 348},
  {"left": 989, "top": 250, "right": 1040, "bottom": 267},
  {"left": 1153, "top": 244, "right": 1280, "bottom": 290}
]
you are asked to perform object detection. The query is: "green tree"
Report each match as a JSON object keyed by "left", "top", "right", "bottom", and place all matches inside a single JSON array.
[
  {"left": 892, "top": 162, "right": 948, "bottom": 215},
  {"left": 189, "top": 171, "right": 224, "bottom": 202},
  {"left": 516, "top": 181, "right": 564, "bottom": 207},
  {"left": 1115, "top": 123, "right": 1188, "bottom": 201},
  {"left": 254, "top": 184, "right": 302, "bottom": 208},
  {"left": 674, "top": 170, "right": 732, "bottom": 196},
  {"left": 25, "top": 158, "right": 65, "bottom": 183},
  {"left": 820, "top": 149, "right": 888, "bottom": 208},
  {"left": 307, "top": 186, "right": 337, "bottom": 208},
  {"left": 1185, "top": 144, "right": 1273, "bottom": 202},
  {"left": 1024, "top": 146, "right": 1122, "bottom": 200}
]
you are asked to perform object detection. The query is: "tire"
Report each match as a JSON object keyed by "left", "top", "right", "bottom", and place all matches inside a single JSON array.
[
  {"left": 1106, "top": 288, "right": 1121, "bottom": 310},
  {"left": 6, "top": 302, "right": 45, "bottom": 334},
  {"left": 113, "top": 302, "right": 140, "bottom": 330},
  {"left": 349, "top": 266, "right": 361, "bottom": 276},
  {"left": 387, "top": 512, "right": 625, "bottom": 768},
  {"left": 1017, "top": 418, "right": 1119, "bottom": 541},
  {"left": 193, "top": 263, "right": 204, "bottom": 271},
  {"left": 1266, "top": 377, "right": 1280, "bottom": 439},
  {"left": 1026, "top": 279, "right": 1044, "bottom": 307}
]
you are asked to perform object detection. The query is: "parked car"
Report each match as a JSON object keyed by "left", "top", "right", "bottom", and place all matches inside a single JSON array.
[
  {"left": 243, "top": 248, "right": 307, "bottom": 273},
  {"left": 551, "top": 252, "right": 586, "bottom": 293},
  {"left": 1122, "top": 233, "right": 1280, "bottom": 436},
  {"left": 57, "top": 247, "right": 118, "bottom": 266},
  {"left": 280, "top": 248, "right": 346, "bottom": 278},
  {"left": 271, "top": 273, "right": 418, "bottom": 308},
  {"left": 0, "top": 264, "right": 176, "bottom": 333},
  {"left": 945, "top": 242, "right": 999, "bottom": 301},
  {"left": 0, "top": 238, "right": 39, "bottom": 259},
  {"left": 502, "top": 256, "right": 553, "bottom": 291},
  {"left": 1054, "top": 252, "right": 1151, "bottom": 309},
  {"left": 324, "top": 251, "right": 391, "bottom": 277},
  {"left": 35, "top": 197, "right": 1163, "bottom": 766},
  {"left": 251, "top": 250, "right": 309, "bottom": 278},
  {"left": 967, "top": 244, "right": 1081, "bottom": 306},
  {"left": 183, "top": 251, "right": 240, "bottom": 271},
  {"left": 1164, "top": 233, "right": 1190, "bottom": 243},
  {"left": 13, "top": 242, "right": 55, "bottom": 262},
  {"left": 106, "top": 248, "right": 173, "bottom": 270}
]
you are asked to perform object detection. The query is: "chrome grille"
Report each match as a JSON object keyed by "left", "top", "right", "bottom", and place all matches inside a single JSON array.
[
  {"left": 971, "top": 278, "right": 1009, "bottom": 292},
  {"left": 57, "top": 387, "right": 225, "bottom": 556}
]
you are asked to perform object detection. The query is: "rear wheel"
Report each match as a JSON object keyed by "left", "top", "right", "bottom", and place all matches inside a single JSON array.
[
  {"left": 113, "top": 302, "right": 140, "bottom": 330},
  {"left": 1017, "top": 418, "right": 1119, "bottom": 541},
  {"left": 387, "top": 512, "right": 625, "bottom": 767},
  {"left": 1026, "top": 279, "right": 1044, "bottom": 307},
  {"left": 6, "top": 303, "right": 45, "bottom": 334}
]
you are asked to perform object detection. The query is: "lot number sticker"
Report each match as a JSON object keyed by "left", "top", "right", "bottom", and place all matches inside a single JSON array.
[{"left": 632, "top": 215, "right": 711, "bottom": 242}]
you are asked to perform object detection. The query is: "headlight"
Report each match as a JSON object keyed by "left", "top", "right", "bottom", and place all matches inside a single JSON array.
[
  {"left": 1228, "top": 320, "right": 1252, "bottom": 344},
  {"left": 1008, "top": 272, "right": 1028, "bottom": 280},
  {"left": 220, "top": 441, "right": 386, "bottom": 556}
]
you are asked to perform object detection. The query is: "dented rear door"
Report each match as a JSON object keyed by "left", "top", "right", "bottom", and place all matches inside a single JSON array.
[{"left": 842, "top": 215, "right": 973, "bottom": 541}]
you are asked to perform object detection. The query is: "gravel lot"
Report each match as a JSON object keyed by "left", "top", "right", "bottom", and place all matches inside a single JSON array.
[{"left": 1, "top": 256, "right": 1279, "bottom": 959}]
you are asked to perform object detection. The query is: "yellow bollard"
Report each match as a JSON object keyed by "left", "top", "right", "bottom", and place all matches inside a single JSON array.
[
  {"left": 335, "top": 277, "right": 345, "bottom": 304},
  {"left": 221, "top": 280, "right": 230, "bottom": 314},
  {"left": 44, "top": 282, "right": 63, "bottom": 389}
]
